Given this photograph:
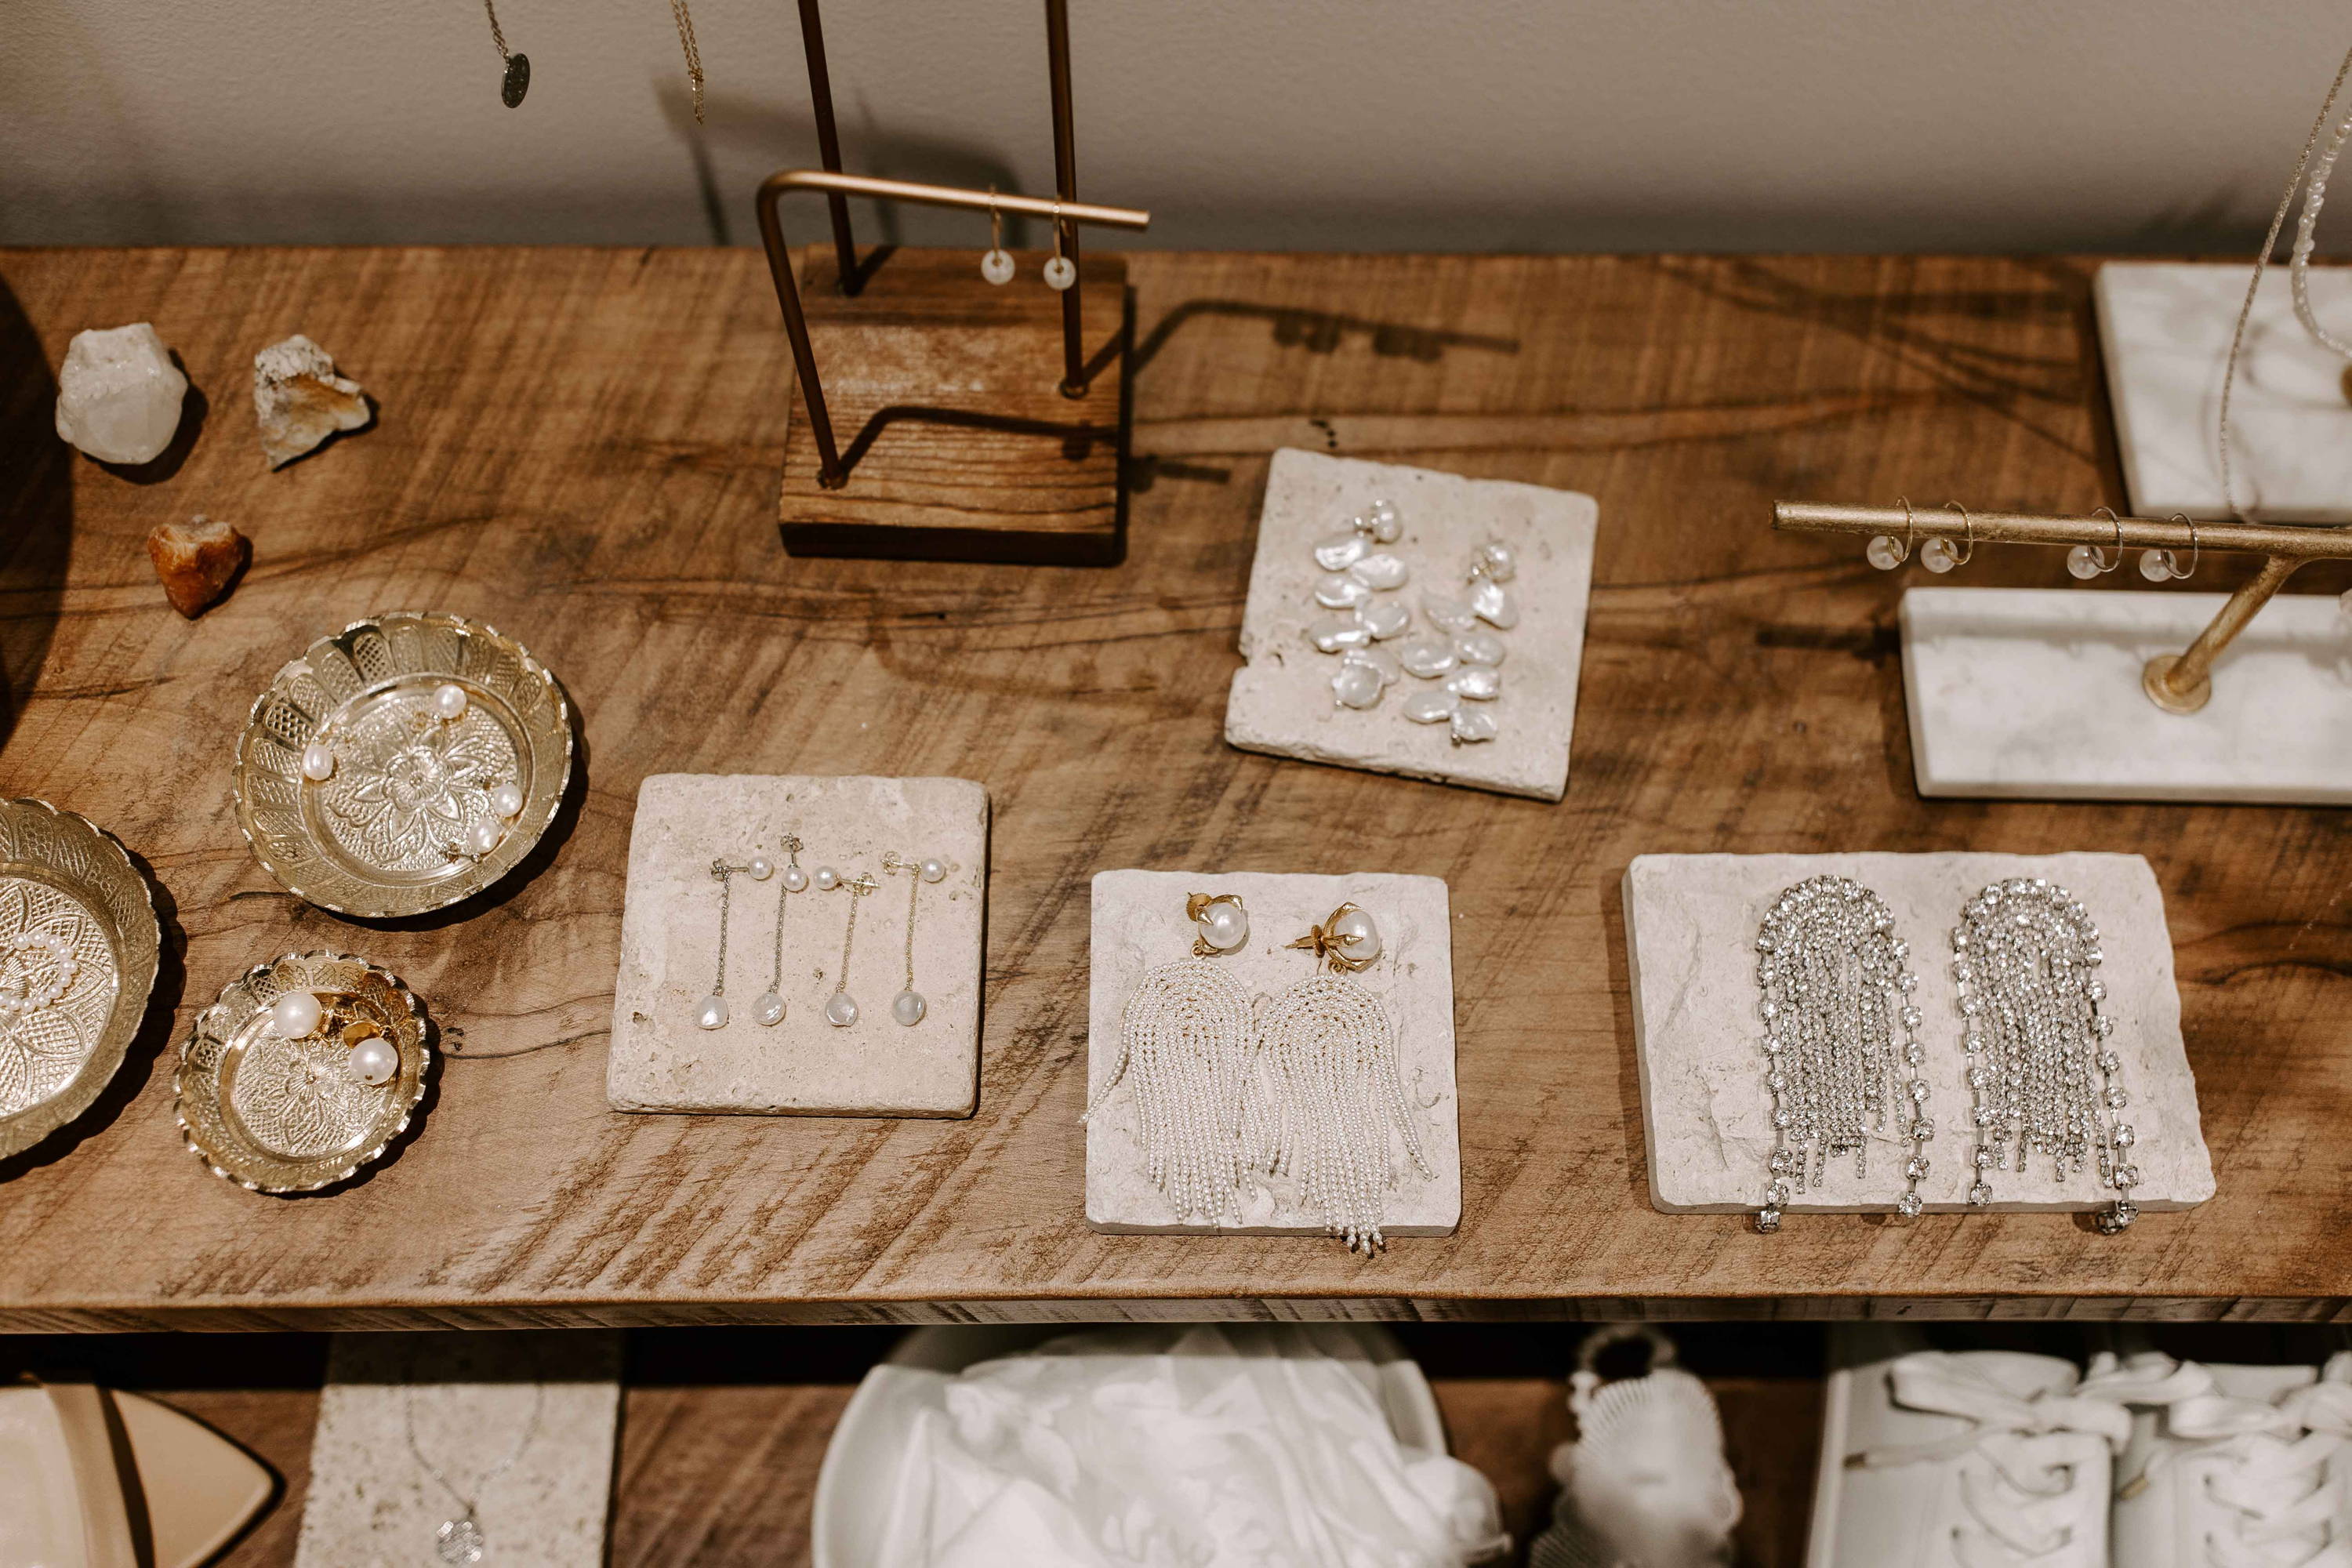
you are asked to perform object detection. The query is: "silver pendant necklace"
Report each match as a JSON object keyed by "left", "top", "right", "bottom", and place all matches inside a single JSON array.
[
  {"left": 481, "top": 0, "right": 529, "bottom": 107},
  {"left": 402, "top": 1368, "right": 545, "bottom": 1564}
]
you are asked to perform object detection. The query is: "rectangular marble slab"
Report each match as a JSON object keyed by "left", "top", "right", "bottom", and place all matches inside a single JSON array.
[
  {"left": 1903, "top": 587, "right": 2352, "bottom": 804},
  {"left": 1624, "top": 851, "right": 2213, "bottom": 1214},
  {"left": 608, "top": 774, "right": 987, "bottom": 1117},
  {"left": 1224, "top": 448, "right": 1597, "bottom": 800},
  {"left": 2096, "top": 260, "right": 2352, "bottom": 521},
  {"left": 294, "top": 1330, "right": 620, "bottom": 1568},
  {"left": 1086, "top": 869, "right": 1461, "bottom": 1236}
]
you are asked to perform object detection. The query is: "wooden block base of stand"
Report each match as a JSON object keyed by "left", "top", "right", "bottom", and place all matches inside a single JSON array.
[{"left": 777, "top": 246, "right": 1131, "bottom": 565}]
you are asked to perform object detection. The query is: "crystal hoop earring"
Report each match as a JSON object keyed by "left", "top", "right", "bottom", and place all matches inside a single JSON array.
[
  {"left": 2069, "top": 507, "right": 2127, "bottom": 579},
  {"left": 2141, "top": 514, "right": 2201, "bottom": 583},
  {"left": 1866, "top": 498, "right": 1918, "bottom": 571}
]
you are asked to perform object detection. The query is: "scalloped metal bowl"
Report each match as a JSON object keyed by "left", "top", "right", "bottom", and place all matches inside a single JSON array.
[
  {"left": 175, "top": 951, "right": 431, "bottom": 1194},
  {"left": 0, "top": 800, "right": 161, "bottom": 1164},
  {"left": 232, "top": 611, "right": 573, "bottom": 919}
]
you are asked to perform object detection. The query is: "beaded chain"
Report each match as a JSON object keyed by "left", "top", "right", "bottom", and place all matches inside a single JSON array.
[
  {"left": 1753, "top": 877, "right": 1931, "bottom": 1233},
  {"left": 1953, "top": 878, "right": 2139, "bottom": 1234}
]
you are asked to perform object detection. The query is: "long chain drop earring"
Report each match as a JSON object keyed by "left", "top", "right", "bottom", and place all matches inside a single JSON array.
[
  {"left": 1086, "top": 892, "right": 1256, "bottom": 1225},
  {"left": 752, "top": 833, "right": 802, "bottom": 1028},
  {"left": 981, "top": 187, "right": 1015, "bottom": 285},
  {"left": 1042, "top": 198, "right": 1076, "bottom": 292},
  {"left": 1257, "top": 904, "right": 1431, "bottom": 1254},
  {"left": 481, "top": 0, "right": 529, "bottom": 106},
  {"left": 698, "top": 854, "right": 774, "bottom": 1029},
  {"left": 819, "top": 869, "right": 877, "bottom": 1027},
  {"left": 880, "top": 852, "right": 947, "bottom": 1026}
]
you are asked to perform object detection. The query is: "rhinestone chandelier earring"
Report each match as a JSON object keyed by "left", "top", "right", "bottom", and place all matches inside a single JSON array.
[{"left": 1085, "top": 892, "right": 1256, "bottom": 1225}]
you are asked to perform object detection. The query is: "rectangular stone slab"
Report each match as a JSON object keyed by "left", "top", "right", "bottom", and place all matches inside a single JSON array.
[
  {"left": 294, "top": 1330, "right": 619, "bottom": 1568},
  {"left": 1902, "top": 586, "right": 2352, "bottom": 805},
  {"left": 1086, "top": 869, "right": 1461, "bottom": 1236},
  {"left": 607, "top": 774, "right": 987, "bottom": 1117},
  {"left": 1624, "top": 851, "right": 2214, "bottom": 1214},
  {"left": 1225, "top": 448, "right": 1597, "bottom": 800}
]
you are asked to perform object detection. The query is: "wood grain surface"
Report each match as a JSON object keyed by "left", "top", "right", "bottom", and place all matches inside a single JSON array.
[{"left": 0, "top": 247, "right": 2347, "bottom": 1328}]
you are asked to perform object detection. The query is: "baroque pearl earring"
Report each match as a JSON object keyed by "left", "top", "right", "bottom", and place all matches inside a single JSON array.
[
  {"left": 753, "top": 833, "right": 803, "bottom": 1028},
  {"left": 697, "top": 855, "right": 771, "bottom": 1030},
  {"left": 822, "top": 871, "right": 877, "bottom": 1026},
  {"left": 880, "top": 851, "right": 947, "bottom": 1026}
]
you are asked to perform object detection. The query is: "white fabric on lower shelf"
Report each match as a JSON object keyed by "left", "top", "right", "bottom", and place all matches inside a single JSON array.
[{"left": 873, "top": 1325, "right": 1505, "bottom": 1568}]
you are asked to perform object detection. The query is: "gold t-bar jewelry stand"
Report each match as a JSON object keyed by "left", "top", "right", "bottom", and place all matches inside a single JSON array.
[
  {"left": 756, "top": 0, "right": 1152, "bottom": 565},
  {"left": 1774, "top": 501, "right": 2352, "bottom": 713}
]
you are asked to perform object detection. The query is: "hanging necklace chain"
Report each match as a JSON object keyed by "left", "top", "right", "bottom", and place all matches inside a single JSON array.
[
  {"left": 401, "top": 1372, "right": 545, "bottom": 1525},
  {"left": 481, "top": 0, "right": 511, "bottom": 61},
  {"left": 667, "top": 0, "right": 706, "bottom": 124},
  {"left": 2217, "top": 40, "right": 2352, "bottom": 521}
]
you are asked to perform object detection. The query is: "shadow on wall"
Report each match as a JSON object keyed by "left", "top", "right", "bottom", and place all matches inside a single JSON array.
[{"left": 0, "top": 276, "right": 69, "bottom": 752}]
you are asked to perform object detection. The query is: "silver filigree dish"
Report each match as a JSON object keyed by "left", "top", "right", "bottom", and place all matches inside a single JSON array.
[
  {"left": 234, "top": 611, "right": 573, "bottom": 918},
  {"left": 176, "top": 951, "right": 430, "bottom": 1194},
  {"left": 0, "top": 800, "right": 160, "bottom": 1164}
]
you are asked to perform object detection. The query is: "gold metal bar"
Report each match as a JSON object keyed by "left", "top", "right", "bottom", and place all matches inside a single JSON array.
[
  {"left": 1773, "top": 500, "right": 2352, "bottom": 561},
  {"left": 2141, "top": 554, "right": 2306, "bottom": 714}
]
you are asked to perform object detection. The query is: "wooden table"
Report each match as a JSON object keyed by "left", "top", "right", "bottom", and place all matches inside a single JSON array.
[{"left": 1, "top": 248, "right": 2346, "bottom": 1329}]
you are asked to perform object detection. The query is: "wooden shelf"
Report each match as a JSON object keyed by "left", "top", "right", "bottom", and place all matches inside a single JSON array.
[{"left": 0, "top": 247, "right": 2347, "bottom": 1326}]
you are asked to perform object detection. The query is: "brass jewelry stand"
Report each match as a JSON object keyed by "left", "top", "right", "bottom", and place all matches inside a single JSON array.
[
  {"left": 1774, "top": 501, "right": 2352, "bottom": 712},
  {"left": 757, "top": 0, "right": 1152, "bottom": 565}
]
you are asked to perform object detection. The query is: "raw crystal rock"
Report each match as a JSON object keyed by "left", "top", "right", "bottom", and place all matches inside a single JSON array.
[
  {"left": 54, "top": 323, "right": 188, "bottom": 465},
  {"left": 252, "top": 334, "right": 370, "bottom": 469},
  {"left": 147, "top": 516, "right": 249, "bottom": 618}
]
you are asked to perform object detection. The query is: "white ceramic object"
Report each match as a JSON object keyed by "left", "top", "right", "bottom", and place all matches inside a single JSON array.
[
  {"left": 53, "top": 323, "right": 187, "bottom": 466},
  {"left": 608, "top": 774, "right": 989, "bottom": 1118},
  {"left": 810, "top": 1324, "right": 1448, "bottom": 1568},
  {"left": 1225, "top": 448, "right": 1597, "bottom": 800},
  {"left": 1901, "top": 586, "right": 2352, "bottom": 804},
  {"left": 1085, "top": 868, "right": 1461, "bottom": 1237},
  {"left": 0, "top": 1383, "right": 274, "bottom": 1568},
  {"left": 1624, "top": 851, "right": 2214, "bottom": 1214},
  {"left": 2095, "top": 260, "right": 2352, "bottom": 521}
]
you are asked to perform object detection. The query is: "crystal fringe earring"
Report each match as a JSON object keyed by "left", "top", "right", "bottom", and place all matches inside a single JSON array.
[
  {"left": 1254, "top": 903, "right": 1431, "bottom": 1254},
  {"left": 697, "top": 854, "right": 775, "bottom": 1030},
  {"left": 880, "top": 851, "right": 947, "bottom": 1026},
  {"left": 819, "top": 869, "right": 876, "bottom": 1027},
  {"left": 1084, "top": 892, "right": 1255, "bottom": 1225},
  {"left": 751, "top": 833, "right": 802, "bottom": 1028}
]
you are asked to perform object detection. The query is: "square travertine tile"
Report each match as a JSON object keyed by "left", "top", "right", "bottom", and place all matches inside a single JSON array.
[
  {"left": 608, "top": 774, "right": 987, "bottom": 1117},
  {"left": 294, "top": 1330, "right": 619, "bottom": 1568},
  {"left": 1624, "top": 851, "right": 2212, "bottom": 1214},
  {"left": 1086, "top": 869, "right": 1460, "bottom": 1236},
  {"left": 1225, "top": 448, "right": 1597, "bottom": 800}
]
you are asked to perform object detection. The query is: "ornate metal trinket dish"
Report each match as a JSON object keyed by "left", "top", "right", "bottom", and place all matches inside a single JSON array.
[
  {"left": 0, "top": 800, "right": 160, "bottom": 1163},
  {"left": 176, "top": 951, "right": 431, "bottom": 1194},
  {"left": 234, "top": 611, "right": 573, "bottom": 919}
]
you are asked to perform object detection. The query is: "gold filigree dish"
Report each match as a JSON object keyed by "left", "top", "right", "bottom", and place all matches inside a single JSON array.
[
  {"left": 176, "top": 952, "right": 430, "bottom": 1194},
  {"left": 0, "top": 800, "right": 160, "bottom": 1163},
  {"left": 234, "top": 611, "right": 573, "bottom": 918}
]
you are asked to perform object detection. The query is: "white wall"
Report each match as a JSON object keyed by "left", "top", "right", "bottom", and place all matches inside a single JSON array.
[{"left": 2, "top": 1, "right": 2345, "bottom": 252}]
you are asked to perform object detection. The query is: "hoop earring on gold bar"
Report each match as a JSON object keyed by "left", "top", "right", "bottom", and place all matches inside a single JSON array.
[
  {"left": 1922, "top": 502, "right": 1973, "bottom": 574},
  {"left": 1866, "top": 498, "right": 1917, "bottom": 571},
  {"left": 980, "top": 186, "right": 1014, "bottom": 285},
  {"left": 2141, "top": 514, "right": 2201, "bottom": 583},
  {"left": 2069, "top": 507, "right": 2127, "bottom": 579},
  {"left": 1042, "top": 198, "right": 1076, "bottom": 292}
]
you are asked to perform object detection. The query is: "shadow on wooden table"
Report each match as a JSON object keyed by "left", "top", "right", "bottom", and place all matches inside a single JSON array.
[{"left": 0, "top": 274, "right": 70, "bottom": 753}]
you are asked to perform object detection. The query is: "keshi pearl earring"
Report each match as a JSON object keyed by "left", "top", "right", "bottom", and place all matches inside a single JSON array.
[
  {"left": 980, "top": 187, "right": 1014, "bottom": 285},
  {"left": 822, "top": 870, "right": 877, "bottom": 1027},
  {"left": 1041, "top": 198, "right": 1076, "bottom": 292},
  {"left": 1086, "top": 892, "right": 1256, "bottom": 1225},
  {"left": 698, "top": 855, "right": 772, "bottom": 1030},
  {"left": 753, "top": 833, "right": 802, "bottom": 1028},
  {"left": 1866, "top": 497, "right": 1918, "bottom": 572},
  {"left": 2069, "top": 506, "right": 2128, "bottom": 580},
  {"left": 1257, "top": 904, "right": 1430, "bottom": 1253},
  {"left": 880, "top": 851, "right": 947, "bottom": 1026},
  {"left": 1920, "top": 501, "right": 1976, "bottom": 575},
  {"left": 2140, "top": 514, "right": 2201, "bottom": 583}
]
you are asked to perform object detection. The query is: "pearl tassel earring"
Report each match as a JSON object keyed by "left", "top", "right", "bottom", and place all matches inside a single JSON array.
[
  {"left": 1251, "top": 903, "right": 1430, "bottom": 1254},
  {"left": 1086, "top": 892, "right": 1257, "bottom": 1225}
]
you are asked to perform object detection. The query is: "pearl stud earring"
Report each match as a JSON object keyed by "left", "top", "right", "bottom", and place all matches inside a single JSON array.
[
  {"left": 697, "top": 855, "right": 769, "bottom": 1030},
  {"left": 822, "top": 870, "right": 877, "bottom": 1027},
  {"left": 753, "top": 833, "right": 801, "bottom": 1028},
  {"left": 268, "top": 984, "right": 397, "bottom": 1087},
  {"left": 880, "top": 851, "right": 947, "bottom": 1026},
  {"left": 1284, "top": 901, "right": 1382, "bottom": 972},
  {"left": 980, "top": 186, "right": 1014, "bottom": 285},
  {"left": 1187, "top": 891, "right": 1250, "bottom": 956}
]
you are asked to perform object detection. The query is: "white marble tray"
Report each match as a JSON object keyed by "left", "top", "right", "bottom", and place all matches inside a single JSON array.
[
  {"left": 1224, "top": 448, "right": 1597, "bottom": 800},
  {"left": 1085, "top": 869, "right": 1461, "bottom": 1236},
  {"left": 1902, "top": 586, "right": 2352, "bottom": 804},
  {"left": 1624, "top": 851, "right": 2213, "bottom": 1214},
  {"left": 293, "top": 1330, "right": 619, "bottom": 1568},
  {"left": 608, "top": 774, "right": 988, "bottom": 1117},
  {"left": 2096, "top": 260, "right": 2352, "bottom": 521}
]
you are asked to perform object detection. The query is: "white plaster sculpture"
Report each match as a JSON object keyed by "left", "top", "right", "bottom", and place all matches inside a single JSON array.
[{"left": 53, "top": 323, "right": 188, "bottom": 466}]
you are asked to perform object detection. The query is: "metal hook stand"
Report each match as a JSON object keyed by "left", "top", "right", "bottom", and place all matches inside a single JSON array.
[
  {"left": 1773, "top": 500, "right": 2352, "bottom": 713},
  {"left": 760, "top": 0, "right": 1152, "bottom": 565}
]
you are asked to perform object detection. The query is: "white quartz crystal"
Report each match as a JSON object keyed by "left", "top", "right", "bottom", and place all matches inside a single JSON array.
[
  {"left": 253, "top": 333, "right": 372, "bottom": 469},
  {"left": 53, "top": 323, "right": 187, "bottom": 465}
]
